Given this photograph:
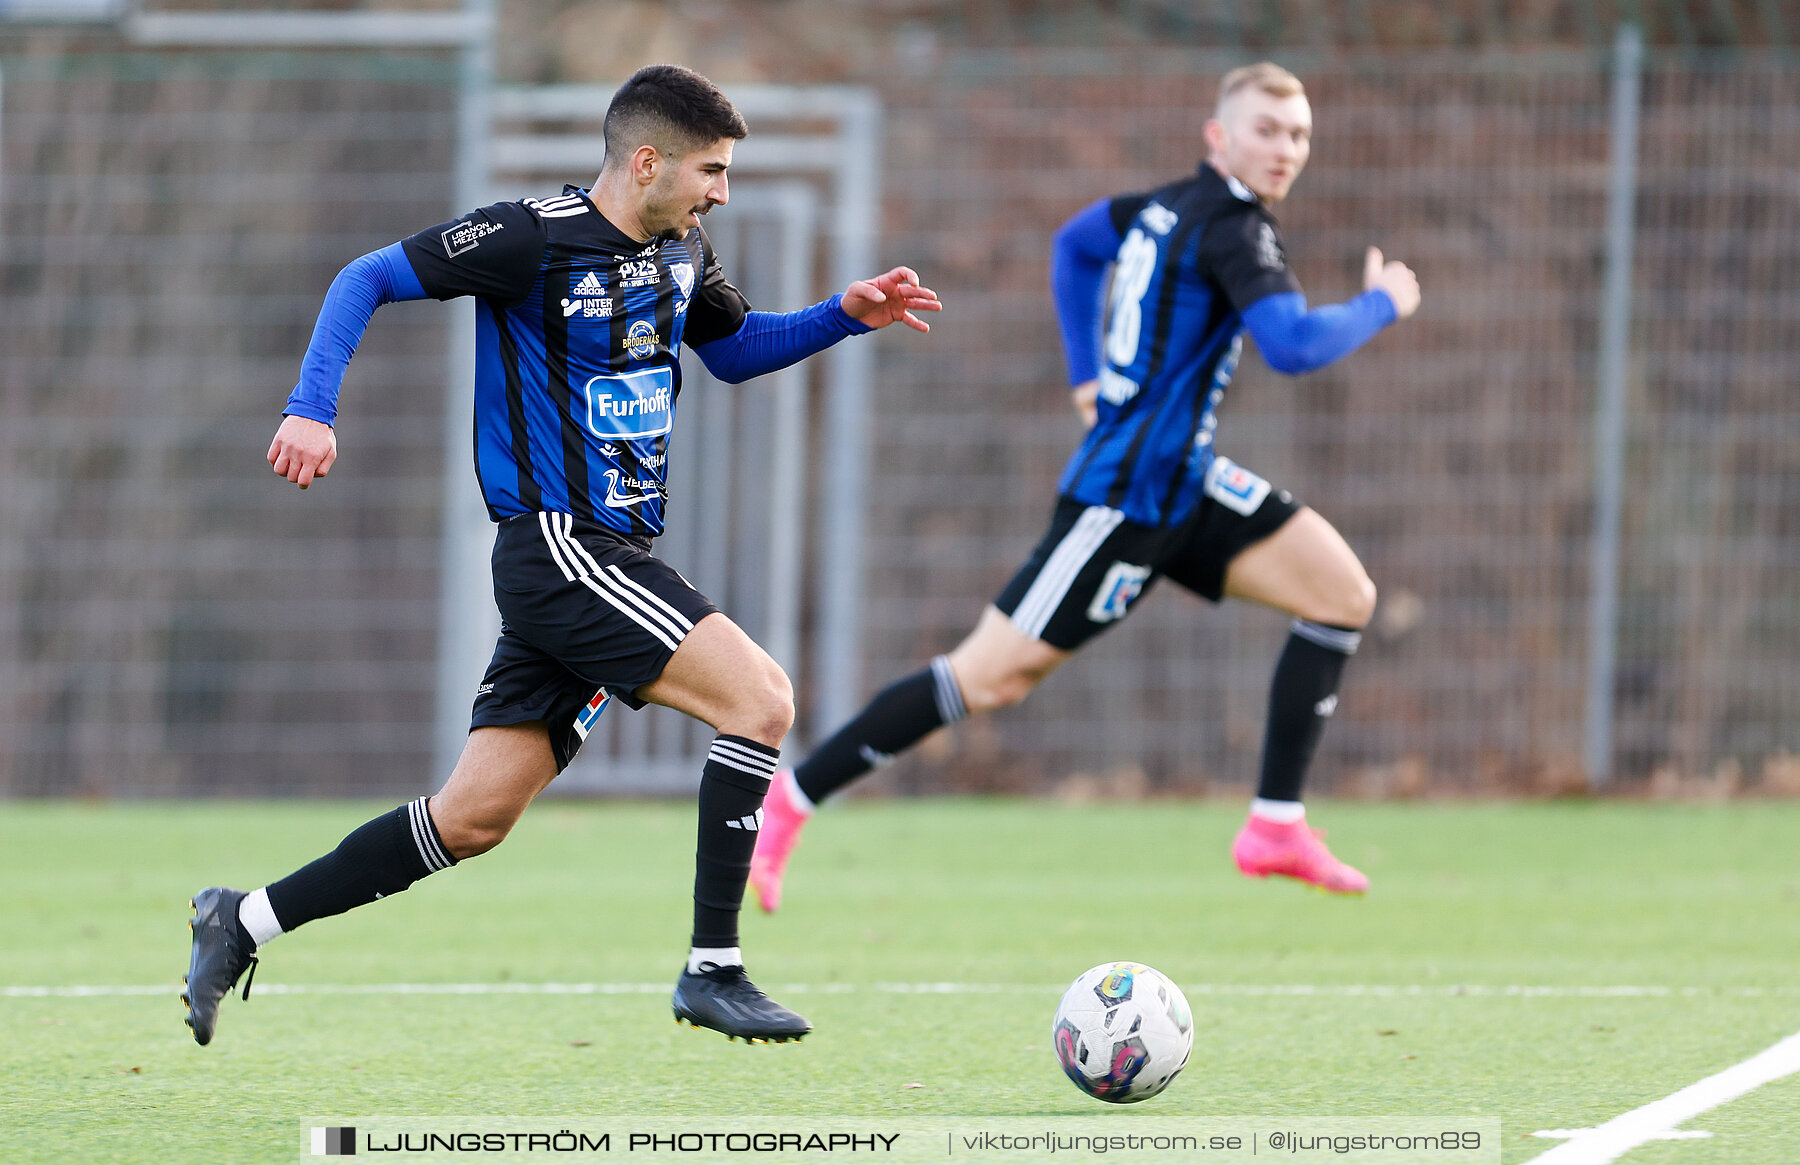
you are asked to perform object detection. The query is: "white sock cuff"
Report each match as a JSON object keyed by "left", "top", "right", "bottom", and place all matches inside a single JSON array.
[
  {"left": 929, "top": 655, "right": 968, "bottom": 724},
  {"left": 1250, "top": 798, "right": 1306, "bottom": 824},
  {"left": 238, "top": 886, "right": 284, "bottom": 950},
  {"left": 687, "top": 946, "right": 743, "bottom": 974},
  {"left": 1291, "top": 619, "right": 1362, "bottom": 655},
  {"left": 780, "top": 767, "right": 815, "bottom": 814}
]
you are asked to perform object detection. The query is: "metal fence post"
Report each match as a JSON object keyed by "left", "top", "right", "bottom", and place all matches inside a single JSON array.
[
  {"left": 430, "top": 0, "right": 499, "bottom": 785},
  {"left": 1584, "top": 22, "right": 1643, "bottom": 789}
]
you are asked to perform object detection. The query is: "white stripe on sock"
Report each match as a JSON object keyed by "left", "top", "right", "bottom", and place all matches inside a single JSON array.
[
  {"left": 709, "top": 739, "right": 779, "bottom": 773},
  {"left": 929, "top": 655, "right": 967, "bottom": 723},
  {"left": 1291, "top": 619, "right": 1362, "bottom": 655},
  {"left": 408, "top": 798, "right": 453, "bottom": 872}
]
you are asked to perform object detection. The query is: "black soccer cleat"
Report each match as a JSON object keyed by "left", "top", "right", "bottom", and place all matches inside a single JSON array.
[
  {"left": 671, "top": 963, "right": 811, "bottom": 1044},
  {"left": 182, "top": 887, "right": 258, "bottom": 1046}
]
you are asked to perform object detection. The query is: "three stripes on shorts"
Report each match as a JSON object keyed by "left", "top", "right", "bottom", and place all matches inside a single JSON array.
[{"left": 538, "top": 511, "right": 693, "bottom": 651}]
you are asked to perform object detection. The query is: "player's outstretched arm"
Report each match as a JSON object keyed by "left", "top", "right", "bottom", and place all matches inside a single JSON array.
[
  {"left": 275, "top": 242, "right": 430, "bottom": 490},
  {"left": 840, "top": 266, "right": 942, "bottom": 332},
  {"left": 693, "top": 268, "right": 941, "bottom": 384},
  {"left": 268, "top": 415, "right": 337, "bottom": 490},
  {"left": 1240, "top": 247, "right": 1420, "bottom": 377}
]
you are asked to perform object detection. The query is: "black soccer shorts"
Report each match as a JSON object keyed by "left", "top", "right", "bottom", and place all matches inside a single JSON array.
[
  {"left": 471, "top": 511, "right": 719, "bottom": 770},
  {"left": 992, "top": 457, "right": 1301, "bottom": 651}
]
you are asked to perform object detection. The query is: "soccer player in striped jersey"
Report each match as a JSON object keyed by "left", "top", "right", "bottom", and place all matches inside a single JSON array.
[
  {"left": 181, "top": 64, "right": 940, "bottom": 1046},
  {"left": 752, "top": 62, "right": 1419, "bottom": 908}
]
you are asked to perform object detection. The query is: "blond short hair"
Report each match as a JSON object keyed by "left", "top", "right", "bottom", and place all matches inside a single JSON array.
[{"left": 1215, "top": 62, "right": 1305, "bottom": 118}]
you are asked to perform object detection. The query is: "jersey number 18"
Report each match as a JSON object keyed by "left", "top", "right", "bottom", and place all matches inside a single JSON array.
[{"left": 1105, "top": 228, "right": 1159, "bottom": 368}]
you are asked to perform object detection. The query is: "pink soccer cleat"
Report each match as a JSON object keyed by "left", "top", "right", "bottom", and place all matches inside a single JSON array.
[
  {"left": 749, "top": 768, "right": 813, "bottom": 913},
  {"left": 1231, "top": 814, "right": 1369, "bottom": 894}
]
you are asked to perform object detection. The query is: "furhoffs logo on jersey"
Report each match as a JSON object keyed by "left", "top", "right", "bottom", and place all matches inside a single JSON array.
[
  {"left": 624, "top": 319, "right": 661, "bottom": 359},
  {"left": 584, "top": 367, "right": 673, "bottom": 441}
]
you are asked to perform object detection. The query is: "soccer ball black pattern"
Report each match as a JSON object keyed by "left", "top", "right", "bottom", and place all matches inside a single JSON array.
[{"left": 1051, "top": 962, "right": 1193, "bottom": 1104}]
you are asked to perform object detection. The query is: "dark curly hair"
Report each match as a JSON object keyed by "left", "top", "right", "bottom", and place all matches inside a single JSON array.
[{"left": 602, "top": 64, "right": 748, "bottom": 170}]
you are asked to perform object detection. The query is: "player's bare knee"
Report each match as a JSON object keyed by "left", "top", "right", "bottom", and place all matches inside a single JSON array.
[
  {"left": 1302, "top": 569, "right": 1376, "bottom": 630},
  {"left": 961, "top": 666, "right": 1041, "bottom": 712},
  {"left": 1345, "top": 573, "right": 1377, "bottom": 629},
  {"left": 435, "top": 812, "right": 513, "bottom": 860},
  {"left": 739, "top": 663, "right": 795, "bottom": 745}
]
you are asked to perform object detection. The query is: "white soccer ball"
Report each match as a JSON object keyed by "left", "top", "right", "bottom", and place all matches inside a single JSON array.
[{"left": 1052, "top": 961, "right": 1193, "bottom": 1103}]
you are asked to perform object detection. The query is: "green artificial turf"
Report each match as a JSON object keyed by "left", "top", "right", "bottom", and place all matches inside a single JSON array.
[{"left": 2, "top": 799, "right": 1796, "bottom": 1164}]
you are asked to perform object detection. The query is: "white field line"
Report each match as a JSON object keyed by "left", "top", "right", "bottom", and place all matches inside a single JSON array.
[
  {"left": 4, "top": 982, "right": 1797, "bottom": 999},
  {"left": 1522, "top": 1027, "right": 1800, "bottom": 1165}
]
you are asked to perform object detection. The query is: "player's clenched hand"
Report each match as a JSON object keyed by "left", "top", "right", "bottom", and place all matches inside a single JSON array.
[
  {"left": 841, "top": 266, "right": 942, "bottom": 333},
  {"left": 267, "top": 414, "right": 337, "bottom": 490},
  {"left": 1364, "top": 246, "right": 1420, "bottom": 320},
  {"left": 1070, "top": 380, "right": 1099, "bottom": 431}
]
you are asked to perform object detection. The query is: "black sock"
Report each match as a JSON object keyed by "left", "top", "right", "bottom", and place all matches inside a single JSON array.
[
  {"left": 263, "top": 798, "right": 456, "bottom": 933},
  {"left": 692, "top": 735, "right": 780, "bottom": 950},
  {"left": 1256, "top": 621, "right": 1361, "bottom": 803},
  {"left": 793, "top": 656, "right": 967, "bottom": 803}
]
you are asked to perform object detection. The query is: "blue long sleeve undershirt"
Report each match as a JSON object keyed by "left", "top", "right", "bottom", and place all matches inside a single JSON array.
[
  {"left": 1048, "top": 197, "right": 1398, "bottom": 384},
  {"left": 1049, "top": 198, "right": 1120, "bottom": 386},
  {"left": 693, "top": 296, "right": 872, "bottom": 384},
  {"left": 285, "top": 243, "right": 871, "bottom": 423},
  {"left": 285, "top": 243, "right": 427, "bottom": 426},
  {"left": 1240, "top": 290, "right": 1396, "bottom": 376}
]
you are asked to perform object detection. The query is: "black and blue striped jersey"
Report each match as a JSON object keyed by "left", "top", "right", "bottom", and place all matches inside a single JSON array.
[
  {"left": 400, "top": 187, "right": 750, "bottom": 537},
  {"left": 1056, "top": 165, "right": 1302, "bottom": 528}
]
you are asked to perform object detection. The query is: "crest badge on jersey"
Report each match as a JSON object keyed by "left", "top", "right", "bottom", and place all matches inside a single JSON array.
[
  {"left": 1087, "top": 561, "right": 1153, "bottom": 624},
  {"left": 669, "top": 262, "right": 696, "bottom": 301},
  {"left": 1254, "top": 221, "right": 1286, "bottom": 271}
]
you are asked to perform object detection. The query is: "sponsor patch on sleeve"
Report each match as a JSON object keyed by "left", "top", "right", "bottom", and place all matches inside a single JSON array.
[{"left": 441, "top": 218, "right": 504, "bottom": 257}]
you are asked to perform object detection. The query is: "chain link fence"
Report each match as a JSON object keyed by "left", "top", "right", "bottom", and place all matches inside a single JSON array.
[
  {"left": 866, "top": 46, "right": 1800, "bottom": 797},
  {"left": 1, "top": 32, "right": 1796, "bottom": 798},
  {"left": 0, "top": 47, "right": 458, "bottom": 795}
]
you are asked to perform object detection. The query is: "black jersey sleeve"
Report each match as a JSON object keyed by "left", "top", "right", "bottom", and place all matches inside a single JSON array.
[
  {"left": 399, "top": 201, "right": 546, "bottom": 304},
  {"left": 1107, "top": 193, "right": 1152, "bottom": 236},
  {"left": 682, "top": 229, "right": 752, "bottom": 347},
  {"left": 1196, "top": 205, "right": 1304, "bottom": 313}
]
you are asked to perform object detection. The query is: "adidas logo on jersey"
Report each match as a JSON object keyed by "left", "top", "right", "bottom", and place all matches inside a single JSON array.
[
  {"left": 724, "top": 809, "right": 764, "bottom": 832},
  {"left": 572, "top": 271, "right": 605, "bottom": 296}
]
